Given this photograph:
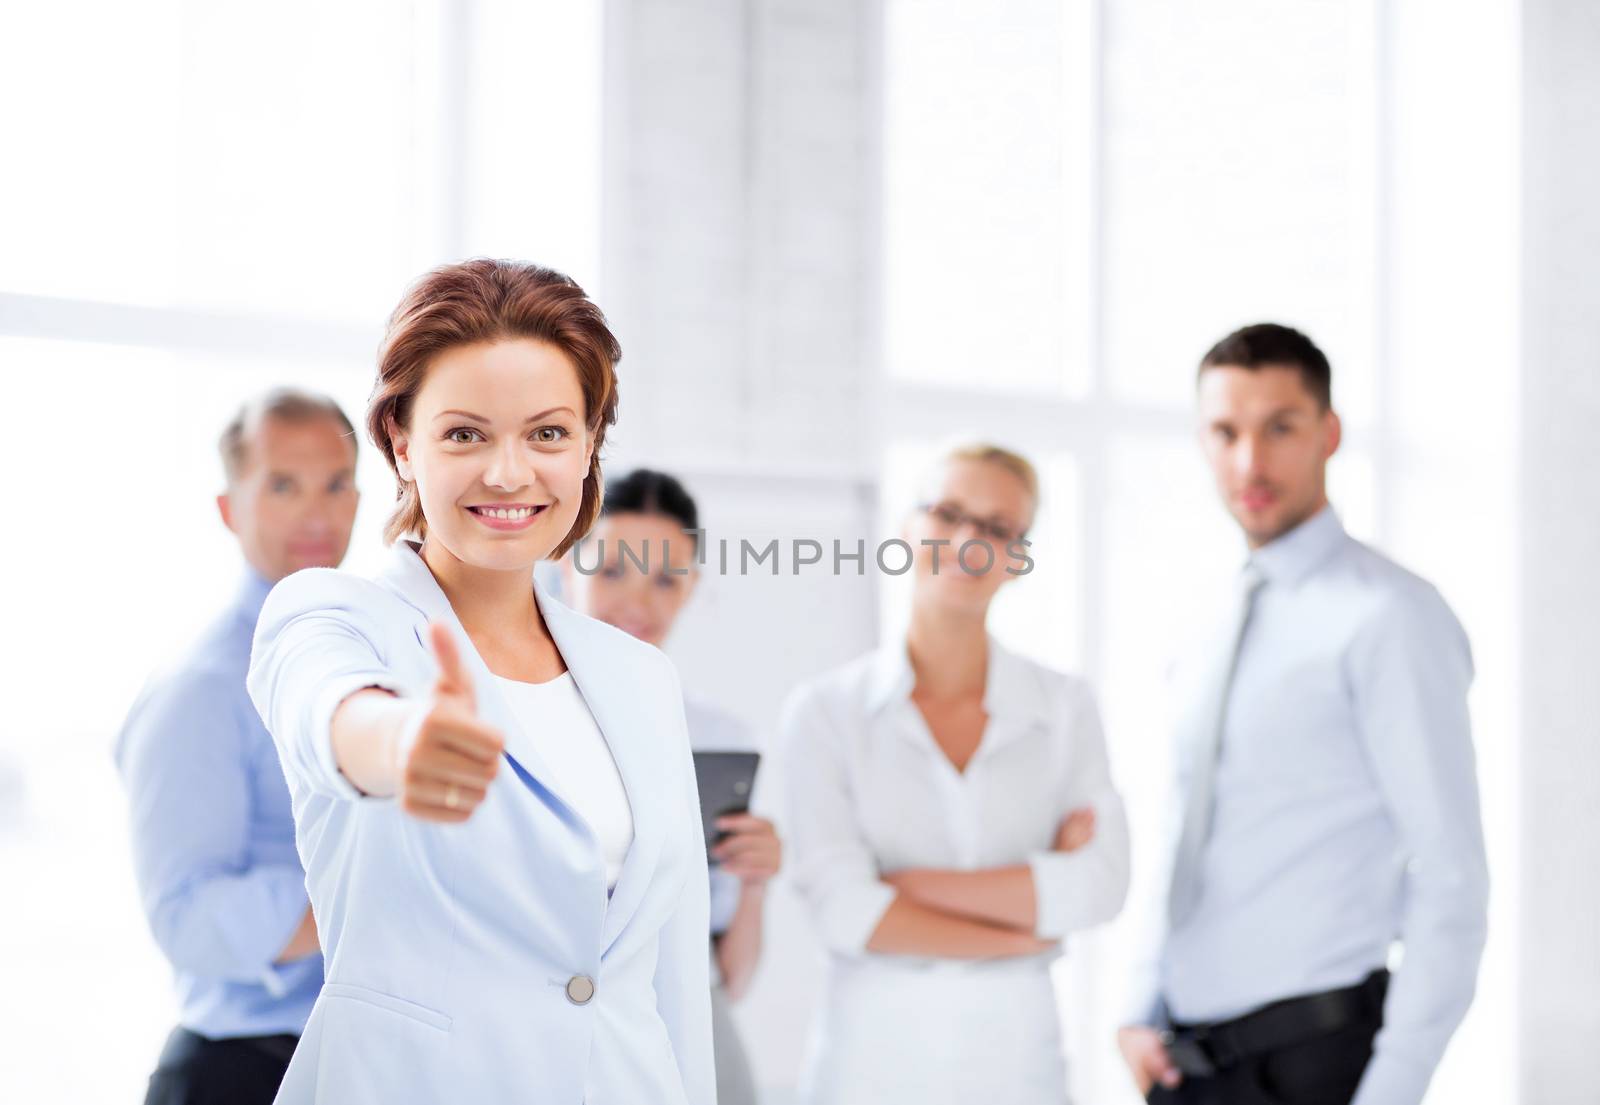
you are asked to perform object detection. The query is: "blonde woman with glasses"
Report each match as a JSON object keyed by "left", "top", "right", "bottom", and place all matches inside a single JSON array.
[{"left": 777, "top": 442, "right": 1130, "bottom": 1105}]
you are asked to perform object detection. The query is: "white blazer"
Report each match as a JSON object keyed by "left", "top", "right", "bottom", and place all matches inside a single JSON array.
[{"left": 247, "top": 540, "right": 715, "bottom": 1105}]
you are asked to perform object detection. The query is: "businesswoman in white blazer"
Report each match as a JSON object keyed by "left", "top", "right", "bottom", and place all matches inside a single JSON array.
[
  {"left": 777, "top": 442, "right": 1131, "bottom": 1105},
  {"left": 246, "top": 259, "right": 715, "bottom": 1105}
]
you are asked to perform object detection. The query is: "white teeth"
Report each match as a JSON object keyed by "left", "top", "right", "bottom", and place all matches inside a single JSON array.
[{"left": 479, "top": 506, "right": 535, "bottom": 520}]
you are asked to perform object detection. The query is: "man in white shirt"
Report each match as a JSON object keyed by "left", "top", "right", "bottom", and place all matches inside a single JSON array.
[{"left": 1117, "top": 323, "right": 1489, "bottom": 1105}]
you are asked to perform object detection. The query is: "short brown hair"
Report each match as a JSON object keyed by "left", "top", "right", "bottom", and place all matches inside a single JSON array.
[
  {"left": 368, "top": 259, "right": 621, "bottom": 557},
  {"left": 1198, "top": 322, "right": 1333, "bottom": 410},
  {"left": 218, "top": 387, "right": 357, "bottom": 484}
]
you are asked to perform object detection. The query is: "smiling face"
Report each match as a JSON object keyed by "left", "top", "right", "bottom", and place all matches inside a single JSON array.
[
  {"left": 218, "top": 413, "right": 359, "bottom": 582},
  {"left": 903, "top": 456, "right": 1036, "bottom": 617},
  {"left": 390, "top": 338, "right": 594, "bottom": 572},
  {"left": 564, "top": 512, "right": 698, "bottom": 648},
  {"left": 1197, "top": 364, "right": 1341, "bottom": 548}
]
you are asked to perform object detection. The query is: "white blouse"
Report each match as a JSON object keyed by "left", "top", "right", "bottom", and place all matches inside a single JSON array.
[
  {"left": 492, "top": 671, "right": 635, "bottom": 891},
  {"left": 775, "top": 635, "right": 1131, "bottom": 1105}
]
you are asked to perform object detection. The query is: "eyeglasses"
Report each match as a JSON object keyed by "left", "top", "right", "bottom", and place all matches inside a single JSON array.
[{"left": 917, "top": 502, "right": 1028, "bottom": 545}]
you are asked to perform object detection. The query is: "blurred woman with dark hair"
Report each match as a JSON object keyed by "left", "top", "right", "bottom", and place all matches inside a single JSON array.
[{"left": 564, "top": 468, "right": 780, "bottom": 1105}]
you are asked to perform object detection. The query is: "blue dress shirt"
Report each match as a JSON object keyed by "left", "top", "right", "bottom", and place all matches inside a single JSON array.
[
  {"left": 1125, "top": 506, "right": 1489, "bottom": 1105},
  {"left": 115, "top": 569, "right": 322, "bottom": 1038}
]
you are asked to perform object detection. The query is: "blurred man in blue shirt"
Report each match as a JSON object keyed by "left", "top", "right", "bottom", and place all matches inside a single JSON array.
[{"left": 116, "top": 388, "right": 360, "bottom": 1105}]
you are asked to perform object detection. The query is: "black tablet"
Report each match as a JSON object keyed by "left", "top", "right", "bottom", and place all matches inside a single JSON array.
[{"left": 691, "top": 751, "right": 761, "bottom": 854}]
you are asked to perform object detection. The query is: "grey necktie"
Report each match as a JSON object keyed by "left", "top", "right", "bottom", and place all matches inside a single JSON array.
[{"left": 1167, "top": 561, "right": 1267, "bottom": 928}]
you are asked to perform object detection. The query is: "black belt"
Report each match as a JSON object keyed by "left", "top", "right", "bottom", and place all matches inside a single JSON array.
[{"left": 1162, "top": 969, "right": 1388, "bottom": 1077}]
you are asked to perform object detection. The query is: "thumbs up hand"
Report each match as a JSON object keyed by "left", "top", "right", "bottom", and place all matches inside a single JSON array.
[{"left": 394, "top": 622, "right": 505, "bottom": 823}]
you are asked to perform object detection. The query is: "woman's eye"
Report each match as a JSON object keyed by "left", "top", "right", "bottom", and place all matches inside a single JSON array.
[
  {"left": 446, "top": 428, "right": 481, "bottom": 444},
  {"left": 532, "top": 426, "right": 570, "bottom": 445}
]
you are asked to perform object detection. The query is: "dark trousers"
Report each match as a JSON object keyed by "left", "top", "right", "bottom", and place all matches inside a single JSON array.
[
  {"left": 1148, "top": 987, "right": 1383, "bottom": 1105},
  {"left": 143, "top": 1026, "right": 297, "bottom": 1105}
]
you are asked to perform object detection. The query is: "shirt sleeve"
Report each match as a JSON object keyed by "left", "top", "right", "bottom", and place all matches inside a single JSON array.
[
  {"left": 651, "top": 659, "right": 718, "bottom": 1105},
  {"left": 1347, "top": 585, "right": 1489, "bottom": 1105},
  {"left": 775, "top": 683, "right": 896, "bottom": 956},
  {"left": 686, "top": 701, "right": 758, "bottom": 936},
  {"left": 1118, "top": 657, "right": 1187, "bottom": 1028},
  {"left": 114, "top": 665, "right": 310, "bottom": 988},
  {"left": 246, "top": 570, "right": 410, "bottom": 802},
  {"left": 707, "top": 866, "right": 742, "bottom": 936},
  {"left": 1025, "top": 681, "right": 1132, "bottom": 939},
  {"left": 1116, "top": 778, "right": 1181, "bottom": 1027}
]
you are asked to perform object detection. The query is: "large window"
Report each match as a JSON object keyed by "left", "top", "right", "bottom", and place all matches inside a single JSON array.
[
  {"left": 879, "top": 2, "right": 1515, "bottom": 1103},
  {"left": 0, "top": 3, "right": 601, "bottom": 1099}
]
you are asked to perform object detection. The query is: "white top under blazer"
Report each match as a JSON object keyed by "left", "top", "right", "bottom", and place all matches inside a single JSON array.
[
  {"left": 246, "top": 539, "right": 715, "bottom": 1105},
  {"left": 493, "top": 671, "right": 635, "bottom": 890}
]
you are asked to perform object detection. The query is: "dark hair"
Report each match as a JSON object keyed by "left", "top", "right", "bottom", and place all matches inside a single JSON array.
[
  {"left": 219, "top": 387, "right": 357, "bottom": 484},
  {"left": 601, "top": 468, "right": 699, "bottom": 536},
  {"left": 1198, "top": 323, "right": 1332, "bottom": 410},
  {"left": 368, "top": 259, "right": 621, "bottom": 556}
]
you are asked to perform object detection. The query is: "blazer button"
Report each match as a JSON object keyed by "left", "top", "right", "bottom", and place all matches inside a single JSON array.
[{"left": 566, "top": 975, "right": 596, "bottom": 1005}]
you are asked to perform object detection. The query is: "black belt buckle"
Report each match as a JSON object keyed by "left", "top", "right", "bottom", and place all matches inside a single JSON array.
[{"left": 1161, "top": 1028, "right": 1218, "bottom": 1078}]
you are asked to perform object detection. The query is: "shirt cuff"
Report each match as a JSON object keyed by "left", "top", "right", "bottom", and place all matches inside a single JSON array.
[
  {"left": 821, "top": 879, "right": 898, "bottom": 955},
  {"left": 310, "top": 672, "right": 411, "bottom": 800},
  {"left": 1116, "top": 957, "right": 1168, "bottom": 1027},
  {"left": 258, "top": 961, "right": 295, "bottom": 999},
  {"left": 707, "top": 866, "right": 742, "bottom": 935},
  {"left": 1027, "top": 851, "right": 1069, "bottom": 939},
  {"left": 251, "top": 871, "right": 315, "bottom": 995}
]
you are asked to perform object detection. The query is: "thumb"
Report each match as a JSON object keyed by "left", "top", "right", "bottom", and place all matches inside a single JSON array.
[{"left": 428, "top": 622, "right": 475, "bottom": 707}]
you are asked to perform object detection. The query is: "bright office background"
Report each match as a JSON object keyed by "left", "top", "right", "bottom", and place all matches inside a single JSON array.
[{"left": 2, "top": 1, "right": 1595, "bottom": 1103}]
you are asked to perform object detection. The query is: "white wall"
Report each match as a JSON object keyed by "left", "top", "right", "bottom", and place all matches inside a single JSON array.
[
  {"left": 600, "top": 1, "right": 884, "bottom": 1096},
  {"left": 1519, "top": 2, "right": 1600, "bottom": 1102}
]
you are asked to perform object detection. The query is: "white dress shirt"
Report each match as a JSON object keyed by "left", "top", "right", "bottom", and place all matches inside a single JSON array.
[
  {"left": 778, "top": 636, "right": 1130, "bottom": 1105},
  {"left": 1124, "top": 506, "right": 1488, "bottom": 1105},
  {"left": 493, "top": 672, "right": 635, "bottom": 891}
]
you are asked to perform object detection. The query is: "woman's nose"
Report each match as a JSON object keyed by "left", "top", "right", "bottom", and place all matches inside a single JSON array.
[{"left": 482, "top": 438, "right": 532, "bottom": 490}]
